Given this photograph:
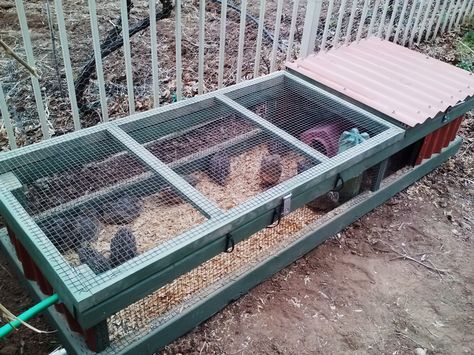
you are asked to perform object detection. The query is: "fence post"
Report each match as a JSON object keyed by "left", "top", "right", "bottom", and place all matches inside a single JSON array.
[
  {"left": 15, "top": 0, "right": 51, "bottom": 138},
  {"left": 120, "top": 0, "right": 135, "bottom": 113},
  {"left": 286, "top": 0, "right": 301, "bottom": 61},
  {"left": 270, "top": 0, "right": 284, "bottom": 72},
  {"left": 53, "top": 0, "right": 81, "bottom": 130},
  {"left": 87, "top": 0, "right": 109, "bottom": 122},
  {"left": 345, "top": 0, "right": 359, "bottom": 44},
  {"left": 300, "top": 0, "right": 323, "bottom": 58},
  {"left": 385, "top": 0, "right": 401, "bottom": 41},
  {"left": 217, "top": 0, "right": 227, "bottom": 88},
  {"left": 175, "top": 0, "right": 183, "bottom": 100},
  {"left": 254, "top": 0, "right": 266, "bottom": 77},
  {"left": 149, "top": 0, "right": 160, "bottom": 106},
  {"left": 333, "top": 0, "right": 348, "bottom": 46},
  {"left": 236, "top": 0, "right": 248, "bottom": 82},
  {"left": 320, "top": 0, "right": 335, "bottom": 50},
  {"left": 0, "top": 82, "right": 17, "bottom": 150}
]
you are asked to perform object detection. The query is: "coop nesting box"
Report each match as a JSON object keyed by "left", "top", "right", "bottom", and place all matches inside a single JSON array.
[{"left": 0, "top": 38, "right": 473, "bottom": 354}]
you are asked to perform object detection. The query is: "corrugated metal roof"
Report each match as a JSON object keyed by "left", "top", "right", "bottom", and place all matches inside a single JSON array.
[{"left": 287, "top": 37, "right": 474, "bottom": 127}]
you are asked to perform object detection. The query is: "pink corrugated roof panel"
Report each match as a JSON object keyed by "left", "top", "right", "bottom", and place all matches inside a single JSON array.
[{"left": 287, "top": 37, "right": 474, "bottom": 127}]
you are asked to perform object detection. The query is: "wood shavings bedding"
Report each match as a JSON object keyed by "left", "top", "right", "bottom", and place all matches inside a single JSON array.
[{"left": 108, "top": 206, "right": 323, "bottom": 342}]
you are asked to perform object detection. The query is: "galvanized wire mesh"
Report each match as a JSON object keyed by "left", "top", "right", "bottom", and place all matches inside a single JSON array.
[
  {"left": 228, "top": 75, "right": 389, "bottom": 159},
  {"left": 122, "top": 98, "right": 320, "bottom": 210},
  {"left": 104, "top": 162, "right": 385, "bottom": 352},
  {"left": 0, "top": 73, "right": 402, "bottom": 295}
]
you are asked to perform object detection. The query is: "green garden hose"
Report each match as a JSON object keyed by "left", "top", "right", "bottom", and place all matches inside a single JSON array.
[{"left": 0, "top": 293, "right": 59, "bottom": 339}]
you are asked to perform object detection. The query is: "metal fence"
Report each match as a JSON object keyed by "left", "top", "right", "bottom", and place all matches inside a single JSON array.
[{"left": 0, "top": 0, "right": 473, "bottom": 151}]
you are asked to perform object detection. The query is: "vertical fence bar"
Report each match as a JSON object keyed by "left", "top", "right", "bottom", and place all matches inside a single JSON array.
[
  {"left": 455, "top": 0, "right": 469, "bottom": 26},
  {"left": 300, "top": 0, "right": 323, "bottom": 57},
  {"left": 120, "top": 0, "right": 135, "bottom": 113},
  {"left": 425, "top": 0, "right": 441, "bottom": 41},
  {"left": 0, "top": 83, "right": 17, "bottom": 150},
  {"left": 286, "top": 0, "right": 301, "bottom": 61},
  {"left": 356, "top": 0, "right": 370, "bottom": 42},
  {"left": 345, "top": 0, "right": 359, "bottom": 44},
  {"left": 197, "top": 0, "right": 205, "bottom": 94},
  {"left": 368, "top": 0, "right": 381, "bottom": 36},
  {"left": 432, "top": 0, "right": 448, "bottom": 39},
  {"left": 175, "top": 0, "right": 183, "bottom": 100},
  {"left": 217, "top": 0, "right": 227, "bottom": 88},
  {"left": 150, "top": 0, "right": 160, "bottom": 106},
  {"left": 468, "top": 0, "right": 474, "bottom": 21},
  {"left": 321, "top": 0, "right": 335, "bottom": 50},
  {"left": 448, "top": 0, "right": 462, "bottom": 30},
  {"left": 53, "top": 0, "right": 81, "bottom": 130},
  {"left": 385, "top": 0, "right": 401, "bottom": 40},
  {"left": 393, "top": 0, "right": 409, "bottom": 43},
  {"left": 416, "top": 0, "right": 434, "bottom": 44},
  {"left": 236, "top": 0, "right": 248, "bottom": 83},
  {"left": 409, "top": 0, "right": 426, "bottom": 46},
  {"left": 270, "top": 0, "right": 284, "bottom": 72},
  {"left": 441, "top": 0, "right": 455, "bottom": 32},
  {"left": 377, "top": 0, "right": 390, "bottom": 38},
  {"left": 401, "top": 0, "right": 418, "bottom": 46},
  {"left": 333, "top": 0, "right": 347, "bottom": 46},
  {"left": 465, "top": 0, "right": 474, "bottom": 23},
  {"left": 87, "top": 0, "right": 109, "bottom": 122},
  {"left": 15, "top": 0, "right": 50, "bottom": 138},
  {"left": 254, "top": 0, "right": 266, "bottom": 77}
]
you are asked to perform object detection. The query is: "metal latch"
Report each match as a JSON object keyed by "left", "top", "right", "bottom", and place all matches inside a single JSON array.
[{"left": 268, "top": 193, "right": 292, "bottom": 228}]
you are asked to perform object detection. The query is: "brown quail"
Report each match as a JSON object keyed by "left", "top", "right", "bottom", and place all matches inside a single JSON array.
[
  {"left": 208, "top": 151, "right": 230, "bottom": 186},
  {"left": 260, "top": 154, "right": 282, "bottom": 188}
]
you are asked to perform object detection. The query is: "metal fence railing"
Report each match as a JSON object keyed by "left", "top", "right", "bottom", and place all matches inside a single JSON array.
[{"left": 1, "top": 0, "right": 473, "bottom": 151}]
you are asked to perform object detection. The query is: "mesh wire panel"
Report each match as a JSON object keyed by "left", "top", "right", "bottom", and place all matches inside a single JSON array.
[
  {"left": 227, "top": 76, "right": 389, "bottom": 158},
  {"left": 122, "top": 98, "right": 320, "bottom": 210},
  {"left": 104, "top": 166, "right": 385, "bottom": 353},
  {"left": 5, "top": 130, "right": 207, "bottom": 287},
  {"left": 105, "top": 206, "right": 324, "bottom": 352}
]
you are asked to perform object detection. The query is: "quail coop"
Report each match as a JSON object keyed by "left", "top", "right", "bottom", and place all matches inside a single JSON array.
[{"left": 0, "top": 38, "right": 472, "bottom": 354}]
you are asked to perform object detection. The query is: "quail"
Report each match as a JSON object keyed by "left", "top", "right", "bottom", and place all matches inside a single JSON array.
[
  {"left": 260, "top": 154, "right": 282, "bottom": 188},
  {"left": 109, "top": 228, "right": 138, "bottom": 268},
  {"left": 307, "top": 191, "right": 340, "bottom": 212},
  {"left": 297, "top": 160, "right": 339, "bottom": 211},
  {"left": 208, "top": 151, "right": 230, "bottom": 186},
  {"left": 78, "top": 247, "right": 110, "bottom": 274},
  {"left": 100, "top": 196, "right": 142, "bottom": 225},
  {"left": 70, "top": 215, "right": 100, "bottom": 248},
  {"left": 160, "top": 174, "right": 198, "bottom": 205},
  {"left": 43, "top": 216, "right": 72, "bottom": 253}
]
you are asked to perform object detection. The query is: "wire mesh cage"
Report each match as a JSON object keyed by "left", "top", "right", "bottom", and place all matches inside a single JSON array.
[
  {"left": 227, "top": 75, "right": 389, "bottom": 159},
  {"left": 0, "top": 72, "right": 409, "bottom": 353},
  {"left": 120, "top": 98, "right": 320, "bottom": 211}
]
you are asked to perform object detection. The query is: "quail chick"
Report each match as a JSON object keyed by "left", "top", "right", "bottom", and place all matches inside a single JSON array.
[
  {"left": 78, "top": 247, "right": 110, "bottom": 274},
  {"left": 260, "top": 154, "right": 282, "bottom": 188},
  {"left": 160, "top": 174, "right": 198, "bottom": 205},
  {"left": 110, "top": 228, "right": 138, "bottom": 268},
  {"left": 100, "top": 196, "right": 142, "bottom": 225},
  {"left": 208, "top": 152, "right": 230, "bottom": 186},
  {"left": 70, "top": 215, "right": 100, "bottom": 248},
  {"left": 307, "top": 191, "right": 340, "bottom": 212},
  {"left": 43, "top": 216, "right": 72, "bottom": 253},
  {"left": 267, "top": 139, "right": 291, "bottom": 156}
]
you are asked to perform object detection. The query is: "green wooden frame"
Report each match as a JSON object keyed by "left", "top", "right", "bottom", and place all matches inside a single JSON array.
[
  {"left": 0, "top": 71, "right": 410, "bottom": 330},
  {"left": 0, "top": 136, "right": 461, "bottom": 354},
  {"left": 2, "top": 61, "right": 469, "bottom": 332}
]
